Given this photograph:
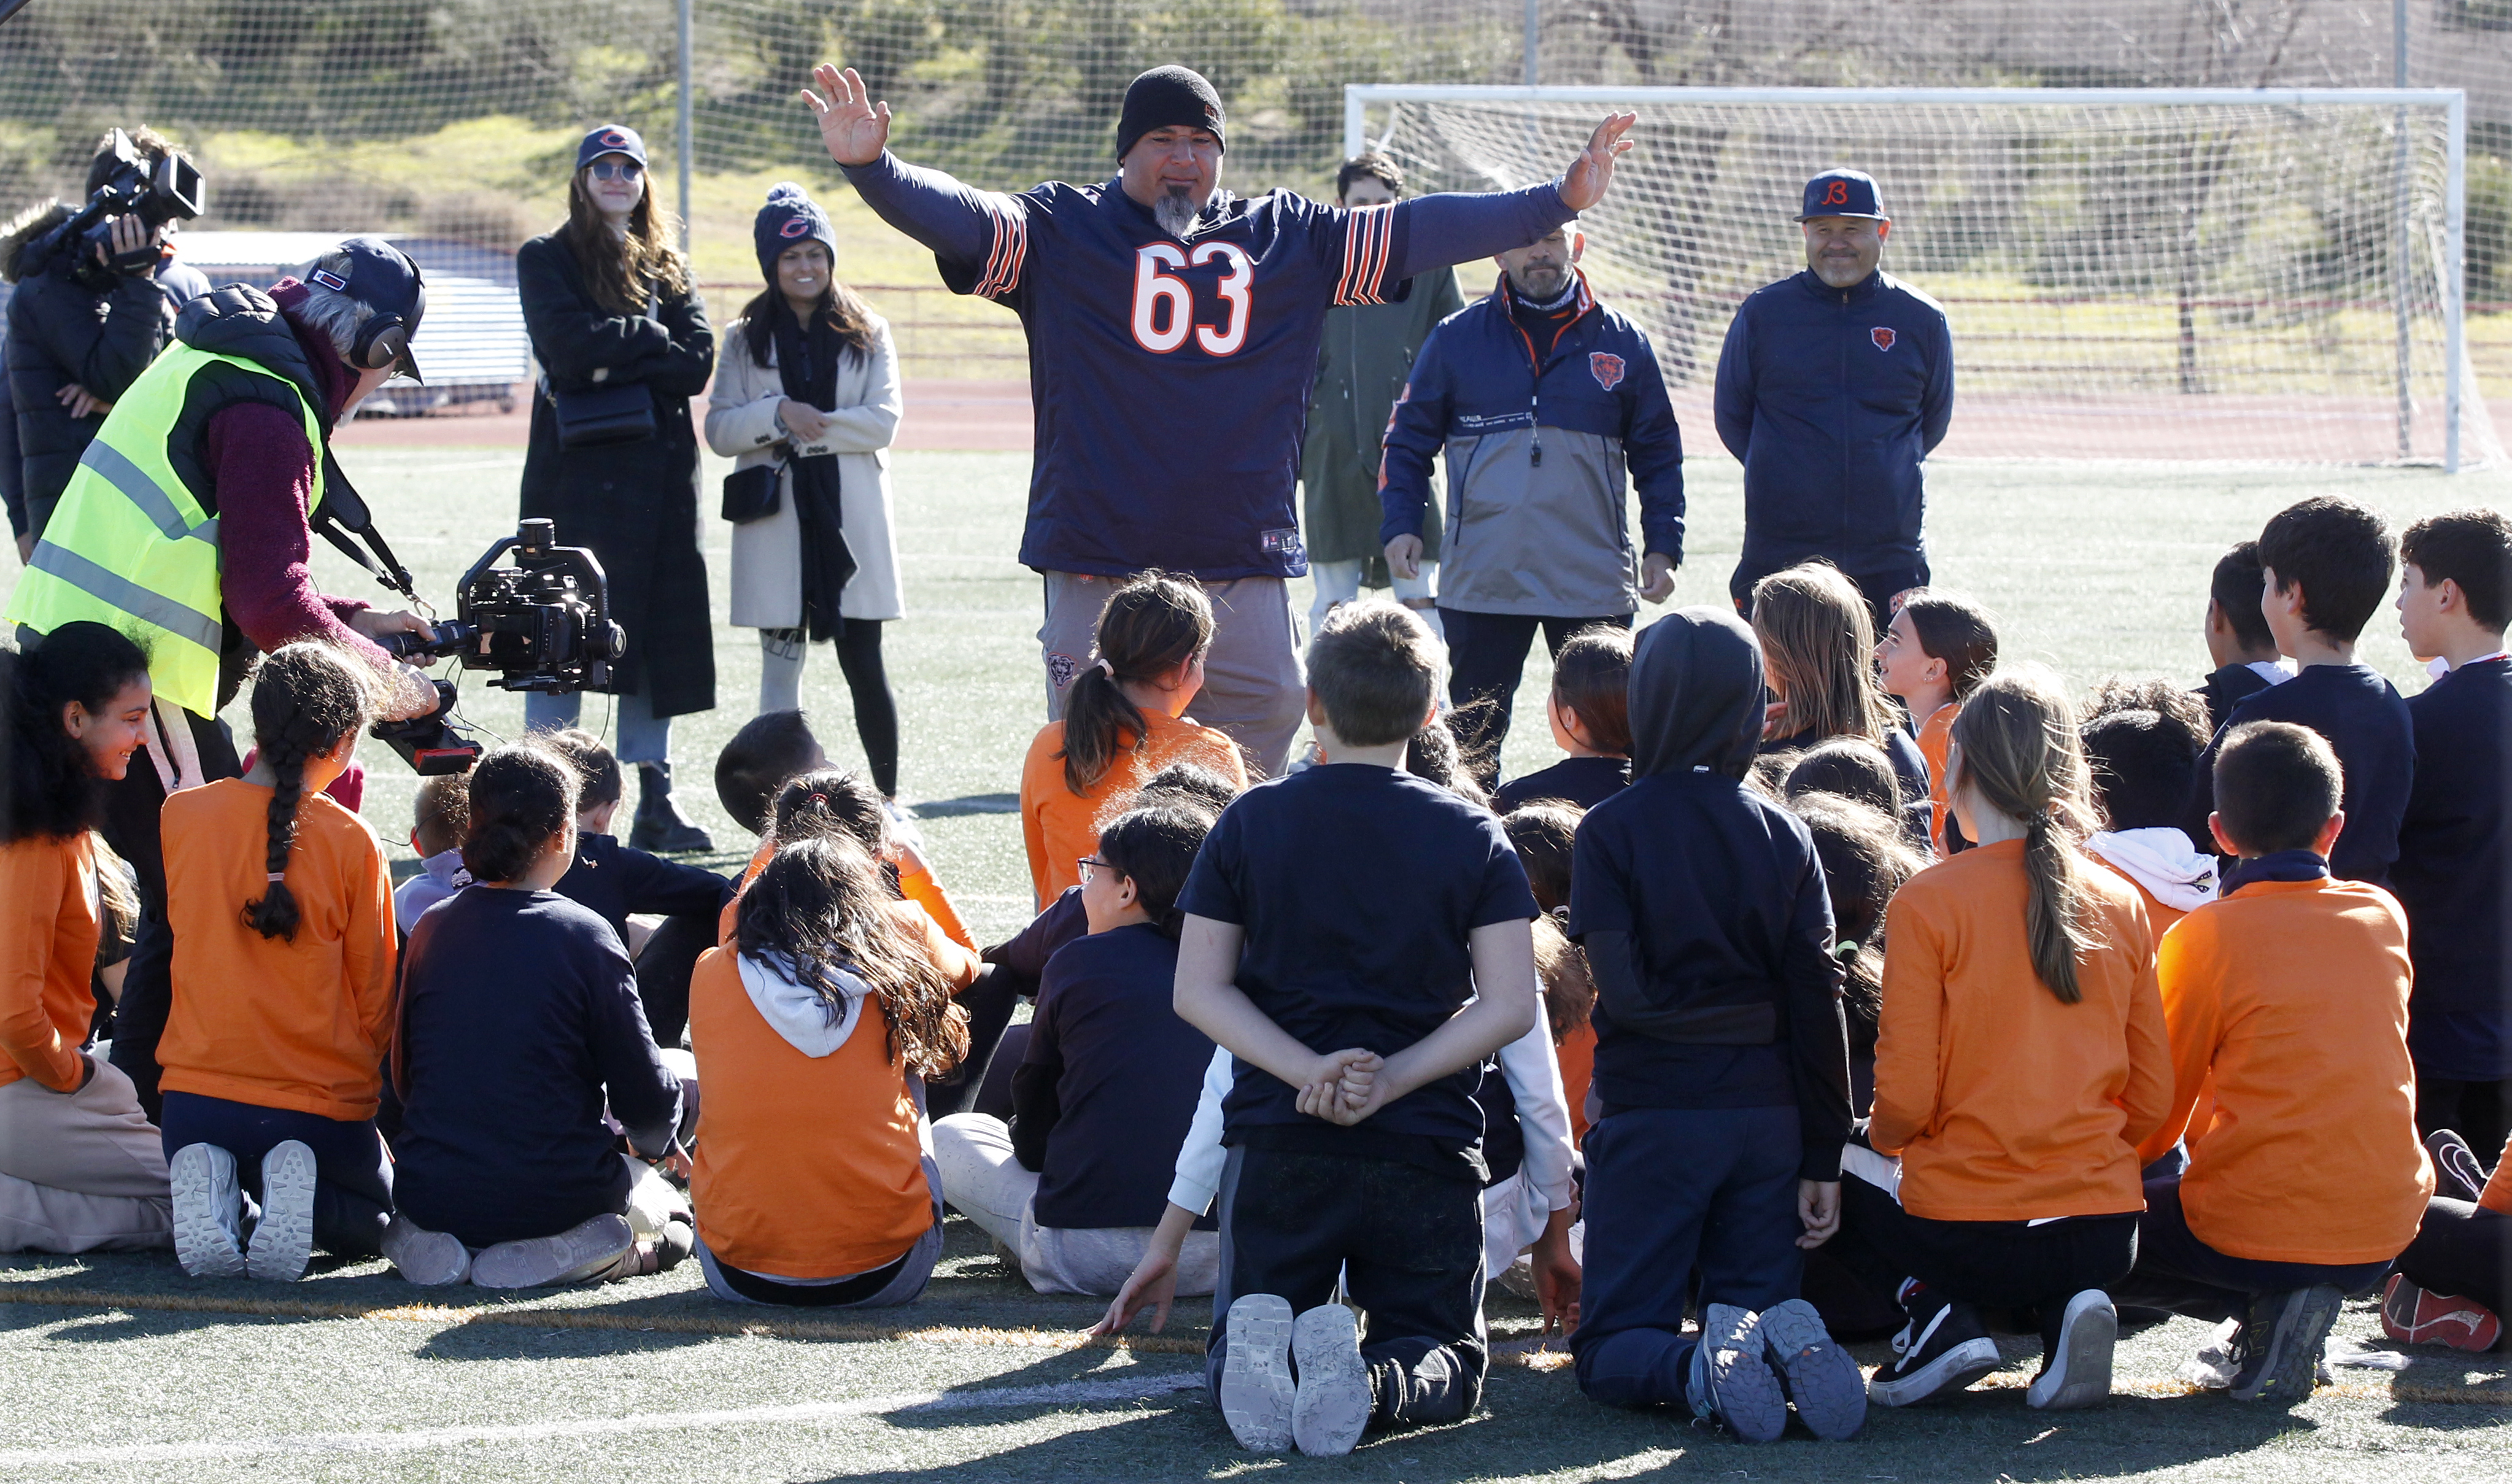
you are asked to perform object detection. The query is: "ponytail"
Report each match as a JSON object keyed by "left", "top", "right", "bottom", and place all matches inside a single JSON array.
[
  {"left": 1059, "top": 572, "right": 1213, "bottom": 795},
  {"left": 1948, "top": 668, "right": 2097, "bottom": 1003},
  {"left": 239, "top": 643, "right": 377, "bottom": 941}
]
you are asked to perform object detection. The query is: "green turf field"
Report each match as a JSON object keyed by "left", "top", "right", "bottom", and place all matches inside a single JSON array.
[{"left": 3, "top": 450, "right": 2510, "bottom": 1480}]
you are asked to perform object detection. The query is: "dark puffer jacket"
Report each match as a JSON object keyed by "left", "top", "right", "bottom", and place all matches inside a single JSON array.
[{"left": 1, "top": 201, "right": 178, "bottom": 535}]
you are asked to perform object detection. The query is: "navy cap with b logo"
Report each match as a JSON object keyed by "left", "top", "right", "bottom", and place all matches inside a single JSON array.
[
  {"left": 575, "top": 123, "right": 650, "bottom": 173},
  {"left": 1796, "top": 169, "right": 1887, "bottom": 222},
  {"left": 314, "top": 236, "right": 427, "bottom": 384}
]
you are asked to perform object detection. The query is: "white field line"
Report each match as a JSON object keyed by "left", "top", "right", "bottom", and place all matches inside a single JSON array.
[{"left": 0, "top": 1369, "right": 1204, "bottom": 1469}]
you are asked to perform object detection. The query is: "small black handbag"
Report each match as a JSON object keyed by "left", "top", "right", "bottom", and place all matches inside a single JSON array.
[
  {"left": 549, "top": 381, "right": 657, "bottom": 447},
  {"left": 550, "top": 278, "right": 663, "bottom": 447},
  {"left": 720, "top": 460, "right": 783, "bottom": 523}
]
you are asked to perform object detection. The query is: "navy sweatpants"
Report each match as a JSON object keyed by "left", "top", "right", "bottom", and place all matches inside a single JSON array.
[
  {"left": 1571, "top": 1105, "right": 1805, "bottom": 1410},
  {"left": 1207, "top": 1144, "right": 1486, "bottom": 1430},
  {"left": 160, "top": 1091, "right": 393, "bottom": 1258},
  {"left": 2113, "top": 1176, "right": 2393, "bottom": 1323}
]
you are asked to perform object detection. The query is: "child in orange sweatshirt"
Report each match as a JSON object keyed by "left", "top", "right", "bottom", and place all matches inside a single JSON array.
[
  {"left": 2115, "top": 721, "right": 2433, "bottom": 1402},
  {"left": 1020, "top": 572, "right": 1245, "bottom": 908},
  {"left": 1840, "top": 668, "right": 2173, "bottom": 1413},
  {"left": 157, "top": 643, "right": 396, "bottom": 1283},
  {"left": 690, "top": 835, "right": 968, "bottom": 1308},
  {"left": 0, "top": 623, "right": 172, "bottom": 1254},
  {"left": 1874, "top": 588, "right": 1998, "bottom": 854}
]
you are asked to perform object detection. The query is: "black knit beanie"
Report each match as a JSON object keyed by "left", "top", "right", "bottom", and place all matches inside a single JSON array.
[
  {"left": 1115, "top": 66, "right": 1226, "bottom": 162},
  {"left": 754, "top": 181, "right": 839, "bottom": 286}
]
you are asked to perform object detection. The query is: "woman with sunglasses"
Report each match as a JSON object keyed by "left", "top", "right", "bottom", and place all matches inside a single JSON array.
[{"left": 516, "top": 124, "right": 719, "bottom": 852}]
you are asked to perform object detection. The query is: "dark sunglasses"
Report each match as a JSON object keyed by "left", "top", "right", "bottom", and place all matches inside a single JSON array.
[{"left": 589, "top": 160, "right": 644, "bottom": 182}]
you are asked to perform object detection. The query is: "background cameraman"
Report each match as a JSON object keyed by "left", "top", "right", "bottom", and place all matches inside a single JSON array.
[
  {"left": 1, "top": 128, "right": 210, "bottom": 554},
  {"left": 5, "top": 238, "right": 440, "bottom": 1115}
]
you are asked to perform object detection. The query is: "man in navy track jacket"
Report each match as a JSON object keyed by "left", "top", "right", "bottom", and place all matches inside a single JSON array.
[
  {"left": 801, "top": 61, "right": 1636, "bottom": 776},
  {"left": 1380, "top": 227, "right": 1683, "bottom": 767},
  {"left": 1714, "top": 169, "right": 1953, "bottom": 620}
]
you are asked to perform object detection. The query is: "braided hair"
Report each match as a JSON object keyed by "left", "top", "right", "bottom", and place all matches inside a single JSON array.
[{"left": 240, "top": 643, "right": 377, "bottom": 941}]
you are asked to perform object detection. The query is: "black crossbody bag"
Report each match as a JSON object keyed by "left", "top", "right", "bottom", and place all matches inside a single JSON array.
[
  {"left": 549, "top": 279, "right": 662, "bottom": 448},
  {"left": 720, "top": 458, "right": 783, "bottom": 523}
]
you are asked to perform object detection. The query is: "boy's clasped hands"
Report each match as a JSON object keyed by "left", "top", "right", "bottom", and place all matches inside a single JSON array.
[{"left": 1294, "top": 1049, "right": 1386, "bottom": 1126}]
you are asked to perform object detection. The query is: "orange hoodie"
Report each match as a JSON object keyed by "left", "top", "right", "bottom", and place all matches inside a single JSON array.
[
  {"left": 0, "top": 833, "right": 100, "bottom": 1092},
  {"left": 1872, "top": 838, "right": 2174, "bottom": 1221},
  {"left": 2141, "top": 876, "right": 2432, "bottom": 1265},
  {"left": 158, "top": 779, "right": 397, "bottom": 1120},
  {"left": 1914, "top": 703, "right": 1957, "bottom": 854},
  {"left": 1019, "top": 710, "right": 1245, "bottom": 908}
]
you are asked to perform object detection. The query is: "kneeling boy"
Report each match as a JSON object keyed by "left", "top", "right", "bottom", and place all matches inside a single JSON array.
[
  {"left": 2120, "top": 722, "right": 2434, "bottom": 1404},
  {"left": 1169, "top": 601, "right": 1541, "bottom": 1458}
]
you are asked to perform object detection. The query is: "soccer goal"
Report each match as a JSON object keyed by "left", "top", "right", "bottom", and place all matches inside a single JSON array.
[{"left": 1346, "top": 85, "right": 2500, "bottom": 471}]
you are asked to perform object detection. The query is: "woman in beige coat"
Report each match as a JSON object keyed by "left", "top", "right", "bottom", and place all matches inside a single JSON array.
[{"left": 705, "top": 184, "right": 907, "bottom": 797}]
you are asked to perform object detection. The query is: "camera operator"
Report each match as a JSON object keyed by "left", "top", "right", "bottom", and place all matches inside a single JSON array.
[
  {"left": 1, "top": 129, "right": 210, "bottom": 550},
  {"left": 4, "top": 237, "right": 442, "bottom": 1115}
]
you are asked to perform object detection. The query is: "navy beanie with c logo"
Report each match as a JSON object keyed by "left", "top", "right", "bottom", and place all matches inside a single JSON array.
[
  {"left": 754, "top": 182, "right": 840, "bottom": 285},
  {"left": 1115, "top": 66, "right": 1226, "bottom": 162}
]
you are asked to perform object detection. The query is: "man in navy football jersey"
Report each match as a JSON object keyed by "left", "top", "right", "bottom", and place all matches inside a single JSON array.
[
  {"left": 1712, "top": 169, "right": 1954, "bottom": 622},
  {"left": 804, "top": 62, "right": 1635, "bottom": 774}
]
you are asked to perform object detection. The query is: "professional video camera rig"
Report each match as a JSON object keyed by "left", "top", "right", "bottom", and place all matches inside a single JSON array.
[
  {"left": 313, "top": 474, "right": 622, "bottom": 775},
  {"left": 31, "top": 128, "right": 206, "bottom": 285}
]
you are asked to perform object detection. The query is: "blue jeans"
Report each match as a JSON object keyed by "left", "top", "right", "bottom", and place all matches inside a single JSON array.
[
  {"left": 158, "top": 1091, "right": 393, "bottom": 1258},
  {"left": 1572, "top": 1105, "right": 1806, "bottom": 1410},
  {"left": 525, "top": 687, "right": 671, "bottom": 767}
]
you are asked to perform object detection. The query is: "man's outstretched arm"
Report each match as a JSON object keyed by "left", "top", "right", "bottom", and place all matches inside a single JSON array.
[
  {"left": 1377, "top": 112, "right": 1636, "bottom": 284},
  {"left": 804, "top": 64, "right": 1018, "bottom": 289}
]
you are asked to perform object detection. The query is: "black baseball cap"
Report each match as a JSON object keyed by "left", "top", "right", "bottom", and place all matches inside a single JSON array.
[
  {"left": 309, "top": 236, "right": 427, "bottom": 383},
  {"left": 576, "top": 124, "right": 649, "bottom": 173},
  {"left": 1796, "top": 169, "right": 1887, "bottom": 222}
]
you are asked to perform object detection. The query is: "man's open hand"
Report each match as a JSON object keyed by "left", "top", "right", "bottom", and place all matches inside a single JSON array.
[
  {"left": 802, "top": 65, "right": 892, "bottom": 168},
  {"left": 1559, "top": 113, "right": 1638, "bottom": 214}
]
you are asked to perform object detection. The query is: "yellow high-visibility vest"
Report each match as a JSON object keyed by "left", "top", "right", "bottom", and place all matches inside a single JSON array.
[{"left": 4, "top": 342, "right": 326, "bottom": 716}]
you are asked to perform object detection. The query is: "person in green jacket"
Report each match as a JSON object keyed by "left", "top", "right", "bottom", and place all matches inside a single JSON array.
[{"left": 1299, "top": 153, "right": 1463, "bottom": 643}]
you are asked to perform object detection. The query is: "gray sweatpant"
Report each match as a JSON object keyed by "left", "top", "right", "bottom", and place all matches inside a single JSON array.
[
  {"left": 1038, "top": 571, "right": 1307, "bottom": 778},
  {"left": 0, "top": 1059, "right": 172, "bottom": 1253}
]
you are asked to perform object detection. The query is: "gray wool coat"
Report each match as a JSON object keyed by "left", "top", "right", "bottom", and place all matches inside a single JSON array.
[{"left": 703, "top": 315, "right": 905, "bottom": 627}]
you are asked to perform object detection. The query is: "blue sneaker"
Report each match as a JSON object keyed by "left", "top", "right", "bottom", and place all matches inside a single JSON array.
[
  {"left": 1760, "top": 1297, "right": 1867, "bottom": 1439},
  {"left": 1688, "top": 1304, "right": 1787, "bottom": 1442}
]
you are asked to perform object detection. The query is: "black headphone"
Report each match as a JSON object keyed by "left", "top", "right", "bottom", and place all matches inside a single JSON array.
[
  {"left": 312, "top": 261, "right": 423, "bottom": 372},
  {"left": 352, "top": 314, "right": 411, "bottom": 373}
]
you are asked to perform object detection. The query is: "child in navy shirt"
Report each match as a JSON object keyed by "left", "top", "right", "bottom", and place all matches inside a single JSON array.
[
  {"left": 386, "top": 746, "right": 690, "bottom": 1290},
  {"left": 1108, "top": 600, "right": 1540, "bottom": 1458},
  {"left": 2185, "top": 497, "right": 2414, "bottom": 885},
  {"left": 2393, "top": 509, "right": 2512, "bottom": 1156},
  {"left": 1568, "top": 606, "right": 1864, "bottom": 1443},
  {"left": 930, "top": 798, "right": 1223, "bottom": 1296},
  {"left": 1494, "top": 627, "right": 1634, "bottom": 814},
  {"left": 2197, "top": 541, "right": 2291, "bottom": 730}
]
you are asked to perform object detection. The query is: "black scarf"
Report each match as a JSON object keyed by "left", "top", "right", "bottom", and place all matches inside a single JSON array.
[{"left": 771, "top": 304, "right": 857, "bottom": 643}]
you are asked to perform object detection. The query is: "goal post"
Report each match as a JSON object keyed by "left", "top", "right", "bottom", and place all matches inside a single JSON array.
[{"left": 1346, "top": 85, "right": 2492, "bottom": 471}]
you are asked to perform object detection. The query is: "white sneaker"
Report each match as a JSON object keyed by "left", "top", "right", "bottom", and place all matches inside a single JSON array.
[
  {"left": 1218, "top": 1294, "right": 1296, "bottom": 1453},
  {"left": 245, "top": 1140, "right": 317, "bottom": 1283},
  {"left": 382, "top": 1215, "right": 471, "bottom": 1286},
  {"left": 169, "top": 1143, "right": 246, "bottom": 1279},
  {"left": 2027, "top": 1290, "right": 2119, "bottom": 1410},
  {"left": 1290, "top": 1302, "right": 1372, "bottom": 1457},
  {"left": 470, "top": 1214, "right": 636, "bottom": 1289}
]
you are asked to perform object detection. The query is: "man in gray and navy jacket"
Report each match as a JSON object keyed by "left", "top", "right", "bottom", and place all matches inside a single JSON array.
[
  {"left": 1380, "top": 224, "right": 1685, "bottom": 770},
  {"left": 1714, "top": 169, "right": 1954, "bottom": 620}
]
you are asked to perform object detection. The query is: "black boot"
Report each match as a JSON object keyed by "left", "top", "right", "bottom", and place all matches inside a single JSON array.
[{"left": 629, "top": 762, "right": 713, "bottom": 853}]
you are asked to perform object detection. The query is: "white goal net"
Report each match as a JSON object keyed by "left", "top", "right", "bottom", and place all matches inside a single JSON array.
[{"left": 1357, "top": 85, "right": 2505, "bottom": 470}]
